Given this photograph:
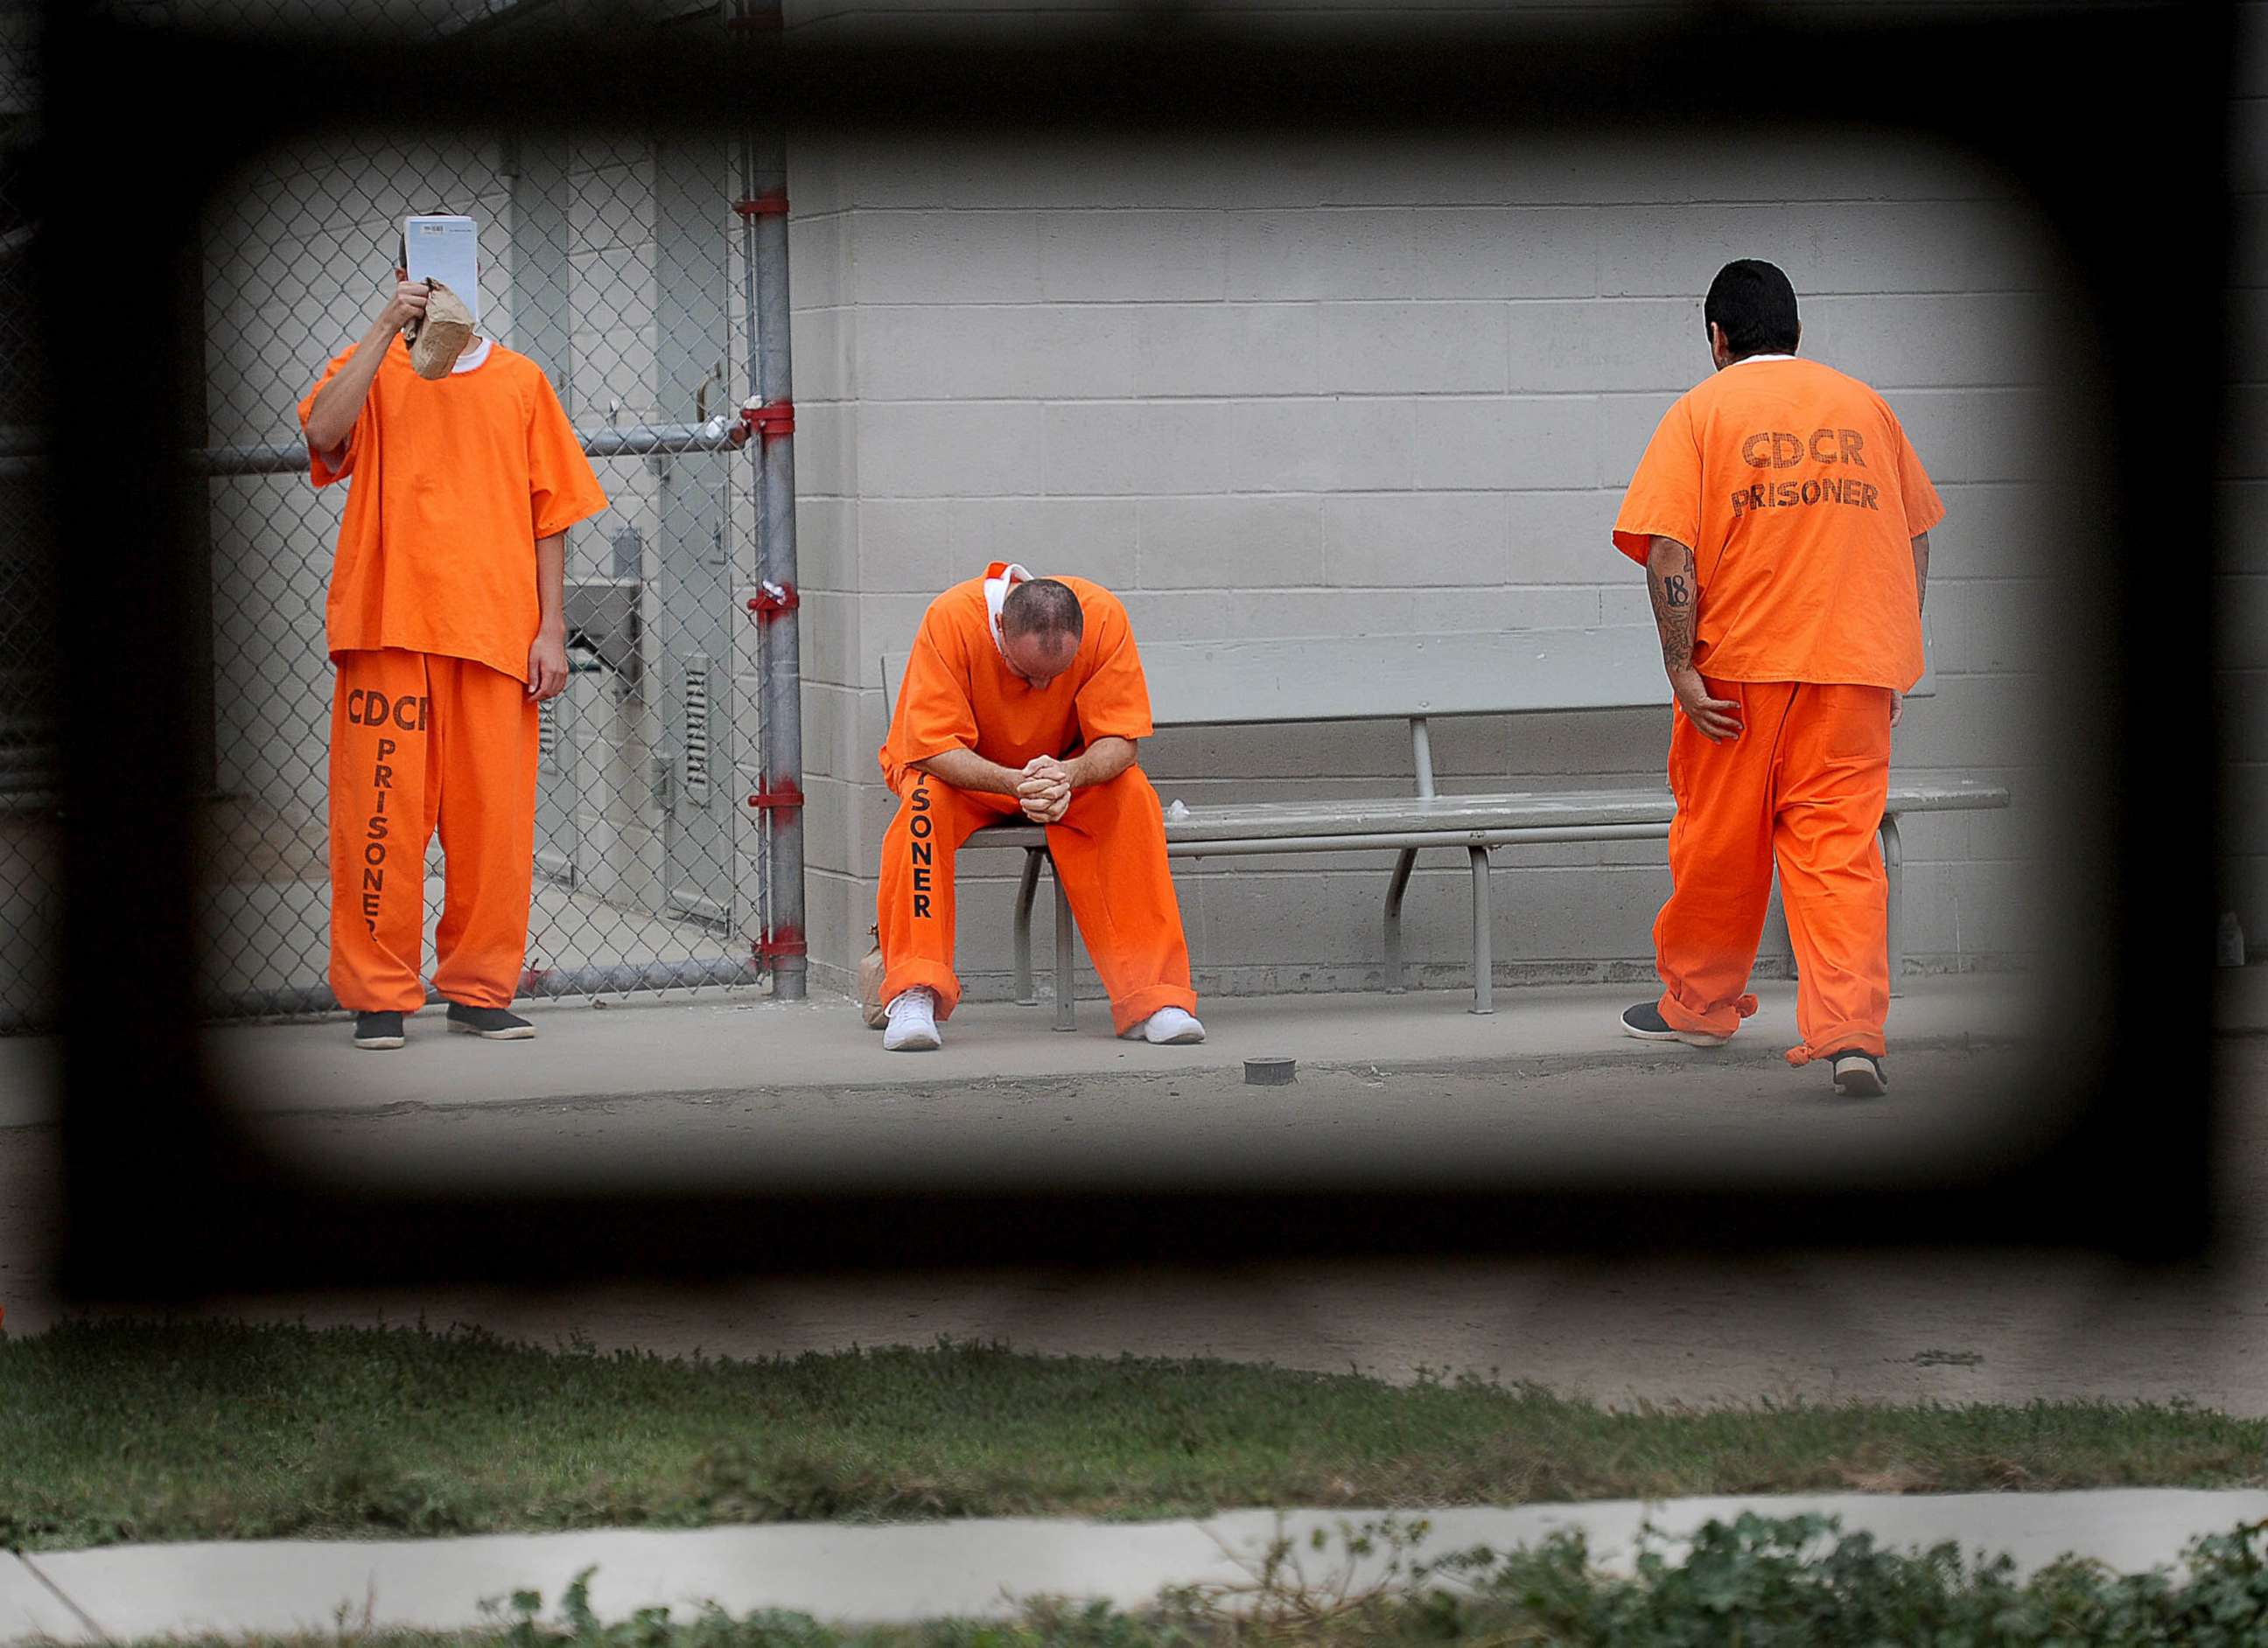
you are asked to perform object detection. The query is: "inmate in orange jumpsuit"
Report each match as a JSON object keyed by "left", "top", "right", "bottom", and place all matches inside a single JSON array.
[
  {"left": 877, "top": 568, "right": 1197, "bottom": 1036},
  {"left": 300, "top": 336, "right": 608, "bottom": 1014},
  {"left": 1614, "top": 355, "right": 1943, "bottom": 1065}
]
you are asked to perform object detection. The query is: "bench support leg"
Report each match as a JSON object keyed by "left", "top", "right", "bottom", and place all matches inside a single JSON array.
[
  {"left": 1052, "top": 856, "right": 1077, "bottom": 1031},
  {"left": 1012, "top": 848, "right": 1044, "bottom": 1006},
  {"left": 1468, "top": 845, "right": 1494, "bottom": 1016},
  {"left": 1383, "top": 848, "right": 1417, "bottom": 994},
  {"left": 1880, "top": 815, "right": 1905, "bottom": 1000}
]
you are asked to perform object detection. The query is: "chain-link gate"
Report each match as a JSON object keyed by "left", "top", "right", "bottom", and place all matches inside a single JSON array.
[
  {"left": 201, "top": 133, "right": 770, "bottom": 1016},
  {"left": 0, "top": 0, "right": 805, "bottom": 1030}
]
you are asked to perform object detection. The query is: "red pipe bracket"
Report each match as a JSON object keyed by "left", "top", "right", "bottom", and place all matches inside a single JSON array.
[
  {"left": 746, "top": 582, "right": 799, "bottom": 616},
  {"left": 733, "top": 193, "right": 790, "bottom": 217},
  {"left": 746, "top": 786, "right": 805, "bottom": 811},
  {"left": 740, "top": 399, "right": 795, "bottom": 442}
]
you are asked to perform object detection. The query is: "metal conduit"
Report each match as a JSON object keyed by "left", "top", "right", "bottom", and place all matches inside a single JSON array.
[
  {"left": 0, "top": 421, "right": 746, "bottom": 477},
  {"left": 1165, "top": 822, "right": 1676, "bottom": 855},
  {"left": 741, "top": 75, "right": 807, "bottom": 1002}
]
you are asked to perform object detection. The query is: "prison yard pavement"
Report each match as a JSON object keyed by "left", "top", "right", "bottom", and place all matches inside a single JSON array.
[{"left": 4, "top": 969, "right": 2050, "bottom": 1136}]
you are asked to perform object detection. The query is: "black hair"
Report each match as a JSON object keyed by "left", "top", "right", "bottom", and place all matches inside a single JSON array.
[
  {"left": 1001, "top": 578, "right": 1085, "bottom": 645},
  {"left": 1704, "top": 259, "right": 1802, "bottom": 358}
]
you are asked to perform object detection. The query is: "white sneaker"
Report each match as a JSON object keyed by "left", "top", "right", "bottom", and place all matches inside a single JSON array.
[
  {"left": 1830, "top": 1050, "right": 1887, "bottom": 1096},
  {"left": 881, "top": 987, "right": 942, "bottom": 1052},
  {"left": 1138, "top": 1006, "right": 1206, "bottom": 1045}
]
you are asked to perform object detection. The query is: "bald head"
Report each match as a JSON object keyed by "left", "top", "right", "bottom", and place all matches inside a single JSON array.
[
  {"left": 999, "top": 578, "right": 1084, "bottom": 691},
  {"left": 1002, "top": 578, "right": 1083, "bottom": 644}
]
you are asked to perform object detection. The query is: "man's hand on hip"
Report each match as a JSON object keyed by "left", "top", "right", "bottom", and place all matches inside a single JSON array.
[
  {"left": 528, "top": 630, "right": 569, "bottom": 702},
  {"left": 1669, "top": 667, "right": 1742, "bottom": 743}
]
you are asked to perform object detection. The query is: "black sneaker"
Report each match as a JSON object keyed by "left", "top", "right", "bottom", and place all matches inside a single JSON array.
[
  {"left": 1830, "top": 1050, "right": 1886, "bottom": 1096},
  {"left": 446, "top": 1003, "right": 536, "bottom": 1041},
  {"left": 1619, "top": 1001, "right": 1730, "bottom": 1049},
  {"left": 352, "top": 1011, "right": 405, "bottom": 1051}
]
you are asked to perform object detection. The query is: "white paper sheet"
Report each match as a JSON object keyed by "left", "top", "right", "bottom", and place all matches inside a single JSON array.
[{"left": 402, "top": 215, "right": 480, "bottom": 327}]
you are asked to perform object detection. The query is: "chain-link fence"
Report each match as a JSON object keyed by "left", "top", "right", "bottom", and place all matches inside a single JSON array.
[{"left": 2, "top": 0, "right": 789, "bottom": 1030}]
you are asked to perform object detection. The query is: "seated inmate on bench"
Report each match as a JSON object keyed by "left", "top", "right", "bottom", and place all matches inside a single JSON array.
[{"left": 880, "top": 627, "right": 2010, "bottom": 1025}]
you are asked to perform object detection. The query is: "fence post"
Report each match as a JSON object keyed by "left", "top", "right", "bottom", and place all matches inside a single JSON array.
[
  {"left": 177, "top": 218, "right": 218, "bottom": 801},
  {"left": 740, "top": 18, "right": 806, "bottom": 1002}
]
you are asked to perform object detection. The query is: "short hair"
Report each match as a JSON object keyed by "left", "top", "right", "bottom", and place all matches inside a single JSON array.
[
  {"left": 1704, "top": 260, "right": 1802, "bottom": 358},
  {"left": 1000, "top": 578, "right": 1084, "bottom": 647}
]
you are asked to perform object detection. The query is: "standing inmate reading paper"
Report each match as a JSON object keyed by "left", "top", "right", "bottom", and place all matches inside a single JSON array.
[{"left": 298, "top": 220, "right": 607, "bottom": 1051}]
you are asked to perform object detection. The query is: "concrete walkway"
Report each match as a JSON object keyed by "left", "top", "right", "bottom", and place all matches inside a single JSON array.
[
  {"left": 6, "top": 1491, "right": 2266, "bottom": 1641},
  {"left": 5, "top": 971, "right": 2266, "bottom": 1414},
  {"left": 0, "top": 967, "right": 2061, "bottom": 1132}
]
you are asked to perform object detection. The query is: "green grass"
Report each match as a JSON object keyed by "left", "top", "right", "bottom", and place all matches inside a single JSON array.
[{"left": 3, "top": 1320, "right": 2263, "bottom": 1554}]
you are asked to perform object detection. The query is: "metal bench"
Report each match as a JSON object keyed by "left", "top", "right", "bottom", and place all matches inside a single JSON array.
[{"left": 880, "top": 626, "right": 2011, "bottom": 1024}]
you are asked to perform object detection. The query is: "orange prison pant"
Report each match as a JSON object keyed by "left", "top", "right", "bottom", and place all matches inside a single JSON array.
[
  {"left": 329, "top": 648, "right": 540, "bottom": 1014},
  {"left": 1653, "top": 681, "right": 1894, "bottom": 1066},
  {"left": 878, "top": 767, "right": 1196, "bottom": 1036}
]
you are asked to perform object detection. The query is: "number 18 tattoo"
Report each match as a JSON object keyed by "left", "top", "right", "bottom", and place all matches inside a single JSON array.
[{"left": 1646, "top": 536, "right": 1700, "bottom": 674}]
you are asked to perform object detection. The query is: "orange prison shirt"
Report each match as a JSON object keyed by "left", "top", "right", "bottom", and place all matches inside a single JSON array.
[
  {"left": 1612, "top": 357, "right": 1944, "bottom": 691},
  {"left": 298, "top": 338, "right": 608, "bottom": 683},
  {"left": 879, "top": 572, "right": 1154, "bottom": 790}
]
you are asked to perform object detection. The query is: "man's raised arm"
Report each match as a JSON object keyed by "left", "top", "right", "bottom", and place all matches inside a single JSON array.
[{"left": 303, "top": 279, "right": 430, "bottom": 462}]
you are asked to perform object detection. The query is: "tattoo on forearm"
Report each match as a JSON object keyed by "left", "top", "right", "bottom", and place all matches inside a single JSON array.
[
  {"left": 1656, "top": 606, "right": 1695, "bottom": 674},
  {"left": 1647, "top": 539, "right": 1698, "bottom": 674}
]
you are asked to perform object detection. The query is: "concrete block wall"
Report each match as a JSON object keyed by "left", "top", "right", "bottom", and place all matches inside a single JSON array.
[{"left": 782, "top": 19, "right": 2087, "bottom": 1002}]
